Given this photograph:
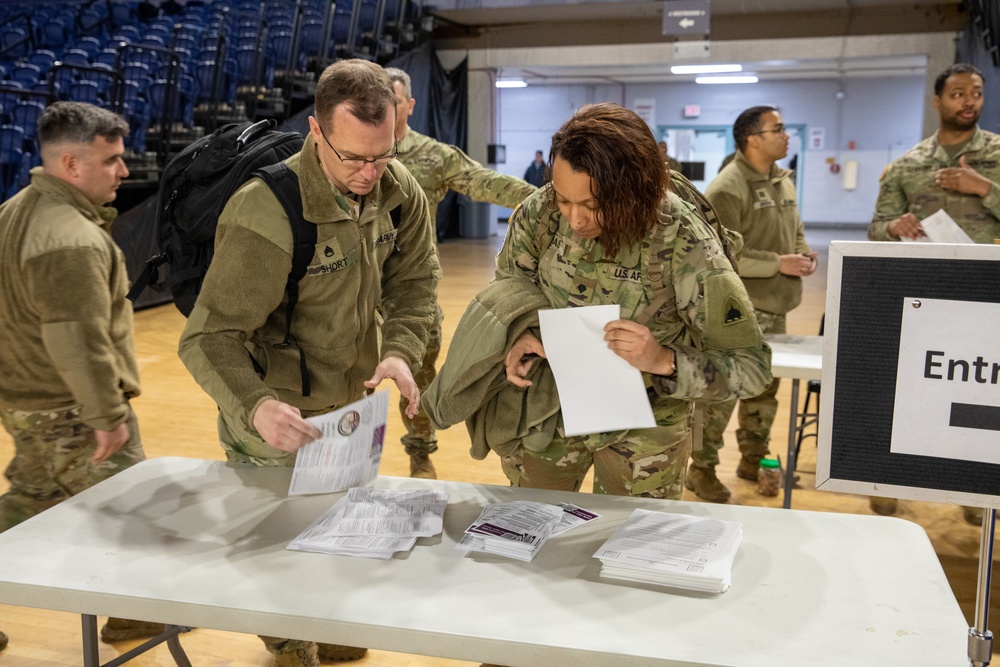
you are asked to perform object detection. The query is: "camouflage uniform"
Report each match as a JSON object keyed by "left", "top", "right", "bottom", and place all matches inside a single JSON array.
[
  {"left": 0, "top": 407, "right": 144, "bottom": 532},
  {"left": 694, "top": 152, "right": 811, "bottom": 482},
  {"left": 492, "top": 185, "right": 772, "bottom": 499},
  {"left": 869, "top": 127, "right": 1000, "bottom": 243},
  {"left": 395, "top": 128, "right": 536, "bottom": 463}
]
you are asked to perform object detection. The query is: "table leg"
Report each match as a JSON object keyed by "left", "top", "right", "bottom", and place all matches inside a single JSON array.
[
  {"left": 82, "top": 614, "right": 100, "bottom": 667},
  {"left": 78, "top": 616, "right": 192, "bottom": 667},
  {"left": 783, "top": 379, "right": 801, "bottom": 509}
]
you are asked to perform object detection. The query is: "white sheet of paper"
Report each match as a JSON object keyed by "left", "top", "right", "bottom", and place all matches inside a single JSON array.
[
  {"left": 538, "top": 305, "right": 656, "bottom": 437},
  {"left": 902, "top": 208, "right": 975, "bottom": 244},
  {"left": 288, "top": 390, "right": 389, "bottom": 496}
]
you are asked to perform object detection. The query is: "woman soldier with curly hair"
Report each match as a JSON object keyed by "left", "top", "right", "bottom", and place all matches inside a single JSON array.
[{"left": 426, "top": 103, "right": 771, "bottom": 500}]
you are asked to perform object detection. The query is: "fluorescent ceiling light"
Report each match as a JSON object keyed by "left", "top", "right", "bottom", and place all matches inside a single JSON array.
[
  {"left": 495, "top": 79, "right": 527, "bottom": 88},
  {"left": 671, "top": 64, "right": 742, "bottom": 74},
  {"left": 695, "top": 75, "right": 759, "bottom": 84}
]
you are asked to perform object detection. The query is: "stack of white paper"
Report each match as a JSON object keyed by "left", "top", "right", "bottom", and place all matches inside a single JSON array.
[
  {"left": 593, "top": 509, "right": 742, "bottom": 593},
  {"left": 456, "top": 501, "right": 600, "bottom": 562},
  {"left": 288, "top": 487, "right": 447, "bottom": 559}
]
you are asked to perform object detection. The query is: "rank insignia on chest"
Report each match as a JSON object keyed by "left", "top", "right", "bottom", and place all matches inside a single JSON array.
[{"left": 723, "top": 297, "right": 747, "bottom": 326}]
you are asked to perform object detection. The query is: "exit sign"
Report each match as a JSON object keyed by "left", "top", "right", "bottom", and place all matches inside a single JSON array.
[{"left": 684, "top": 104, "right": 701, "bottom": 118}]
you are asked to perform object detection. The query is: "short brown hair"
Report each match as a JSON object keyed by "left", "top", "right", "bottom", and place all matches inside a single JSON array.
[
  {"left": 314, "top": 59, "right": 396, "bottom": 132},
  {"left": 38, "top": 101, "right": 128, "bottom": 148},
  {"left": 549, "top": 103, "right": 668, "bottom": 256}
]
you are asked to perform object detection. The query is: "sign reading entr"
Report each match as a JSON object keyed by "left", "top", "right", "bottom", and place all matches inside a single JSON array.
[
  {"left": 924, "top": 351, "right": 1000, "bottom": 384},
  {"left": 892, "top": 297, "right": 1000, "bottom": 464}
]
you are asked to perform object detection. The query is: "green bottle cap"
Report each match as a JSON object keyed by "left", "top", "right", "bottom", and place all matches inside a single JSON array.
[{"left": 759, "top": 458, "right": 780, "bottom": 469}]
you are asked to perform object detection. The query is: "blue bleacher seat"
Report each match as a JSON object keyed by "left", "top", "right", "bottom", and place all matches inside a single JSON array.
[
  {"left": 76, "top": 36, "right": 103, "bottom": 58},
  {"left": 41, "top": 19, "right": 69, "bottom": 49},
  {"left": 61, "top": 48, "right": 91, "bottom": 65},
  {"left": 11, "top": 64, "right": 42, "bottom": 89},
  {"left": 28, "top": 50, "right": 58, "bottom": 76},
  {"left": 70, "top": 80, "right": 101, "bottom": 104},
  {"left": 111, "top": 25, "right": 141, "bottom": 43},
  {"left": 11, "top": 101, "right": 45, "bottom": 151},
  {"left": 96, "top": 48, "right": 120, "bottom": 69},
  {"left": 123, "top": 62, "right": 152, "bottom": 92},
  {"left": 2, "top": 28, "right": 30, "bottom": 59},
  {"left": 110, "top": 1, "right": 136, "bottom": 25}
]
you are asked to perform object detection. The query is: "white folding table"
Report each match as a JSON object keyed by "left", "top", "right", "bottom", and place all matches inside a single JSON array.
[
  {"left": 765, "top": 333, "right": 823, "bottom": 508},
  {"left": 0, "top": 457, "right": 967, "bottom": 666}
]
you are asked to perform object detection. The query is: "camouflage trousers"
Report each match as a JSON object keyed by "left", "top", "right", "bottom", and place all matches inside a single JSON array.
[
  {"left": 499, "top": 427, "right": 692, "bottom": 499},
  {"left": 0, "top": 405, "right": 145, "bottom": 533},
  {"left": 399, "top": 305, "right": 442, "bottom": 456},
  {"left": 217, "top": 411, "right": 299, "bottom": 468},
  {"left": 692, "top": 310, "right": 784, "bottom": 469}
]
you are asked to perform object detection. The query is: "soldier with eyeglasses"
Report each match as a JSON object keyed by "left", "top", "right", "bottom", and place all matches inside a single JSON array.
[
  {"left": 685, "top": 105, "right": 816, "bottom": 504},
  {"left": 178, "top": 59, "right": 440, "bottom": 667}
]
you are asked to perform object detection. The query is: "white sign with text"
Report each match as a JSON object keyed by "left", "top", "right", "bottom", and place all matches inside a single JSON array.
[{"left": 891, "top": 297, "right": 1000, "bottom": 464}]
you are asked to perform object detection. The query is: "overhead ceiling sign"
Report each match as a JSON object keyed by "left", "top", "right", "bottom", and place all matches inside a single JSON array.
[{"left": 662, "top": 0, "right": 710, "bottom": 36}]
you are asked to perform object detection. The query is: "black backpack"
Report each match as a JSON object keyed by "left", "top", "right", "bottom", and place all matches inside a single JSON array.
[{"left": 128, "top": 119, "right": 306, "bottom": 316}]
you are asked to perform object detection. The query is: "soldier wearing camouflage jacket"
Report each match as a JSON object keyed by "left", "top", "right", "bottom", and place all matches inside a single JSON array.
[
  {"left": 869, "top": 65, "right": 1000, "bottom": 245},
  {"left": 455, "top": 103, "right": 771, "bottom": 500},
  {"left": 385, "top": 68, "right": 537, "bottom": 479}
]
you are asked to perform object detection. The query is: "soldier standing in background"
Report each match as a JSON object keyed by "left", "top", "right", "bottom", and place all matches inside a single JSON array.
[
  {"left": 869, "top": 63, "right": 1000, "bottom": 244},
  {"left": 384, "top": 67, "right": 537, "bottom": 479},
  {"left": 686, "top": 105, "right": 816, "bottom": 503},
  {"left": 0, "top": 102, "right": 163, "bottom": 647},
  {"left": 524, "top": 150, "right": 547, "bottom": 187},
  {"left": 867, "top": 62, "right": 999, "bottom": 525}
]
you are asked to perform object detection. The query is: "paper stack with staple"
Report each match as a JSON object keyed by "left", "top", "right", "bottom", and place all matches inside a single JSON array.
[{"left": 456, "top": 500, "right": 600, "bottom": 562}]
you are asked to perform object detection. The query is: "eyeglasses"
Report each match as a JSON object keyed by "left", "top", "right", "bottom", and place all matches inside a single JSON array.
[
  {"left": 317, "top": 124, "right": 398, "bottom": 168},
  {"left": 752, "top": 124, "right": 787, "bottom": 136}
]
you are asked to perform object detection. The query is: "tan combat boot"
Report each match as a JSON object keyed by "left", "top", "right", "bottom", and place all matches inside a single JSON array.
[
  {"left": 963, "top": 506, "right": 985, "bottom": 525},
  {"left": 684, "top": 464, "right": 731, "bottom": 503},
  {"left": 735, "top": 456, "right": 762, "bottom": 481},
  {"left": 316, "top": 643, "right": 368, "bottom": 661},
  {"left": 100, "top": 617, "right": 166, "bottom": 642},
  {"left": 409, "top": 452, "right": 437, "bottom": 479},
  {"left": 869, "top": 497, "right": 898, "bottom": 516},
  {"left": 273, "top": 644, "right": 320, "bottom": 667}
]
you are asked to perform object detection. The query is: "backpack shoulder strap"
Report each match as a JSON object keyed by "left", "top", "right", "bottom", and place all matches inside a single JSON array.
[{"left": 254, "top": 162, "right": 316, "bottom": 397}]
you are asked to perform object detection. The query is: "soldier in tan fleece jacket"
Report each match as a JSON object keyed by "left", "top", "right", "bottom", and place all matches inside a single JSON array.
[
  {"left": 686, "top": 105, "right": 817, "bottom": 504},
  {"left": 0, "top": 101, "right": 162, "bottom": 646}
]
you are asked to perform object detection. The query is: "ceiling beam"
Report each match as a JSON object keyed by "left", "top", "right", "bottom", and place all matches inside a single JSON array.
[{"left": 432, "top": 4, "right": 967, "bottom": 50}]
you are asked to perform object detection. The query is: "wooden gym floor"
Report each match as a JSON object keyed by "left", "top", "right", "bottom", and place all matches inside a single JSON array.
[{"left": 0, "top": 226, "right": 995, "bottom": 666}]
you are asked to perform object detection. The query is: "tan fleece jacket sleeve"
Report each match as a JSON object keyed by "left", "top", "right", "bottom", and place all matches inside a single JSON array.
[
  {"left": 178, "top": 201, "right": 291, "bottom": 431},
  {"left": 26, "top": 247, "right": 130, "bottom": 430},
  {"left": 379, "top": 167, "right": 442, "bottom": 368}
]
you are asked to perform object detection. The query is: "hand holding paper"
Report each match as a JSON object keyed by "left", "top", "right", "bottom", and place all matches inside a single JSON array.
[
  {"left": 538, "top": 305, "right": 656, "bottom": 437},
  {"left": 604, "top": 319, "right": 675, "bottom": 376}
]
